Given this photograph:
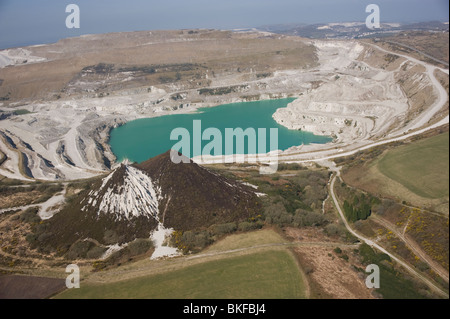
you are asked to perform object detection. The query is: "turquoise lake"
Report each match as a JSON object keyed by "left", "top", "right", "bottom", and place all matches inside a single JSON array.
[{"left": 109, "top": 98, "right": 332, "bottom": 163}]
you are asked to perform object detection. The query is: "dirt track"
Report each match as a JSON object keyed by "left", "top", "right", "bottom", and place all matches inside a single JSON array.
[
  {"left": 372, "top": 215, "right": 449, "bottom": 283},
  {"left": 329, "top": 173, "right": 449, "bottom": 298}
]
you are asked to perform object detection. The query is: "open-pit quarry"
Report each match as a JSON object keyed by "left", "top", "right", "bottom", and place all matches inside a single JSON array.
[{"left": 0, "top": 29, "right": 448, "bottom": 181}]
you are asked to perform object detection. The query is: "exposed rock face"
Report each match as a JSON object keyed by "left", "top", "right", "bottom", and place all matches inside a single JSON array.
[
  {"left": 272, "top": 40, "right": 435, "bottom": 143},
  {"left": 0, "top": 30, "right": 320, "bottom": 181},
  {"left": 1, "top": 31, "right": 444, "bottom": 182}
]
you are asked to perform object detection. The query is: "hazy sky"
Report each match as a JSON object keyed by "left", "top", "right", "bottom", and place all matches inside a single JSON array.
[{"left": 0, "top": 0, "right": 448, "bottom": 49}]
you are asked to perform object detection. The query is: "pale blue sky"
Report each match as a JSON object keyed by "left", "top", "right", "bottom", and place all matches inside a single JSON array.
[{"left": 0, "top": 0, "right": 448, "bottom": 49}]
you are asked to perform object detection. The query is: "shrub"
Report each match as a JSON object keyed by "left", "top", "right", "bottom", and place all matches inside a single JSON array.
[
  {"left": 158, "top": 75, "right": 175, "bottom": 83},
  {"left": 86, "top": 246, "right": 108, "bottom": 259},
  {"left": 36, "top": 183, "right": 62, "bottom": 193},
  {"left": 238, "top": 221, "right": 263, "bottom": 232},
  {"left": 358, "top": 243, "right": 391, "bottom": 265},
  {"left": 19, "top": 207, "right": 41, "bottom": 224},
  {"left": 13, "top": 109, "right": 31, "bottom": 116},
  {"left": 264, "top": 202, "right": 292, "bottom": 226},
  {"left": 37, "top": 233, "right": 52, "bottom": 243},
  {"left": 212, "top": 223, "right": 237, "bottom": 236},
  {"left": 127, "top": 238, "right": 154, "bottom": 256},
  {"left": 179, "top": 230, "right": 213, "bottom": 253},
  {"left": 33, "top": 222, "right": 48, "bottom": 236},
  {"left": 416, "top": 261, "right": 430, "bottom": 272},
  {"left": 25, "top": 233, "right": 38, "bottom": 245},
  {"left": 343, "top": 196, "right": 372, "bottom": 223},
  {"left": 324, "top": 223, "right": 346, "bottom": 237},
  {"left": 103, "top": 230, "right": 120, "bottom": 245},
  {"left": 293, "top": 209, "right": 327, "bottom": 227},
  {"left": 66, "top": 241, "right": 95, "bottom": 260},
  {"left": 304, "top": 265, "right": 314, "bottom": 274}
]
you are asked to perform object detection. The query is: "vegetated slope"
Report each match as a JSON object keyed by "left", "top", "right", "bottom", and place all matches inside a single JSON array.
[
  {"left": 36, "top": 150, "right": 259, "bottom": 254},
  {"left": 373, "top": 31, "right": 449, "bottom": 66},
  {"left": 135, "top": 151, "right": 260, "bottom": 231},
  {"left": 338, "top": 131, "right": 449, "bottom": 287},
  {"left": 341, "top": 129, "right": 449, "bottom": 213},
  {"left": 377, "top": 132, "right": 449, "bottom": 199},
  {"left": 37, "top": 166, "right": 159, "bottom": 250}
]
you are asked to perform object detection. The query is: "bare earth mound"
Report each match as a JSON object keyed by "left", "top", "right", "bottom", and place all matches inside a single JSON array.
[{"left": 0, "top": 275, "right": 65, "bottom": 299}]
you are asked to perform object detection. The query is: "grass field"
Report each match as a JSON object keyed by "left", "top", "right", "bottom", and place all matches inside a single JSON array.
[
  {"left": 202, "top": 228, "right": 287, "bottom": 253},
  {"left": 377, "top": 132, "right": 449, "bottom": 199},
  {"left": 55, "top": 250, "right": 306, "bottom": 299}
]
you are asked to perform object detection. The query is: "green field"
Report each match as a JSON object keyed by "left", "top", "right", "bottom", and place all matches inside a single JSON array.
[
  {"left": 55, "top": 250, "right": 307, "bottom": 299},
  {"left": 378, "top": 132, "right": 449, "bottom": 199}
]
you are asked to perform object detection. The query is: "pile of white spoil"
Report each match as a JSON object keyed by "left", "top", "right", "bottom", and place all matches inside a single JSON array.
[
  {"left": 88, "top": 165, "right": 160, "bottom": 220},
  {"left": 82, "top": 164, "right": 180, "bottom": 259},
  {"left": 0, "top": 48, "right": 46, "bottom": 68},
  {"left": 150, "top": 224, "right": 180, "bottom": 260}
]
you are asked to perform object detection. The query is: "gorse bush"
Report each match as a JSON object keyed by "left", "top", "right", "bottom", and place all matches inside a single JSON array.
[
  {"left": 171, "top": 230, "right": 213, "bottom": 253},
  {"left": 293, "top": 209, "right": 328, "bottom": 227},
  {"left": 66, "top": 241, "right": 96, "bottom": 260},
  {"left": 324, "top": 223, "right": 341, "bottom": 236},
  {"left": 264, "top": 202, "right": 293, "bottom": 226},
  {"left": 263, "top": 202, "right": 328, "bottom": 228},
  {"left": 86, "top": 246, "right": 107, "bottom": 259},
  {"left": 19, "top": 207, "right": 41, "bottom": 224},
  {"left": 211, "top": 223, "right": 237, "bottom": 235},
  {"left": 127, "top": 238, "right": 154, "bottom": 256}
]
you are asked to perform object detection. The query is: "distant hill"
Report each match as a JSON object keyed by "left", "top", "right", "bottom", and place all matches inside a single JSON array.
[{"left": 256, "top": 21, "right": 449, "bottom": 39}]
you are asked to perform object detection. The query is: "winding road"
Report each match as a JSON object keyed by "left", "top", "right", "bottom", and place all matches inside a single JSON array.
[
  {"left": 329, "top": 173, "right": 449, "bottom": 298},
  {"left": 321, "top": 42, "right": 449, "bottom": 297}
]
